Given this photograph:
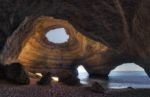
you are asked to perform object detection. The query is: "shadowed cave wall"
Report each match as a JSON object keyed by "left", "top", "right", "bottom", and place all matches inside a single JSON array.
[{"left": 0, "top": 0, "right": 150, "bottom": 78}]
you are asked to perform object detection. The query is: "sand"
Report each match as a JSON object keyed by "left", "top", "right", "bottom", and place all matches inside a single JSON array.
[{"left": 0, "top": 79, "right": 150, "bottom": 97}]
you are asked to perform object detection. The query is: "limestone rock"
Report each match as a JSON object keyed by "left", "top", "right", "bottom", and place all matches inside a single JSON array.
[
  {"left": 0, "top": 0, "right": 149, "bottom": 78},
  {"left": 37, "top": 72, "right": 51, "bottom": 85},
  {"left": 4, "top": 63, "right": 30, "bottom": 85},
  {"left": 58, "top": 70, "right": 79, "bottom": 85},
  {"left": 0, "top": 16, "right": 109, "bottom": 77},
  {"left": 90, "top": 82, "right": 105, "bottom": 93},
  {"left": 0, "top": 63, "right": 5, "bottom": 78}
]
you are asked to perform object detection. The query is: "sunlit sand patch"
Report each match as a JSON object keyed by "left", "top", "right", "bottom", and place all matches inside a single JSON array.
[
  {"left": 51, "top": 76, "right": 59, "bottom": 82},
  {"left": 32, "top": 73, "right": 59, "bottom": 82},
  {"left": 35, "top": 73, "right": 43, "bottom": 77}
]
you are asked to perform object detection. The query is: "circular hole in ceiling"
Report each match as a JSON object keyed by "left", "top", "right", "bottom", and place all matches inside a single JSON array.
[{"left": 45, "top": 28, "right": 69, "bottom": 44}]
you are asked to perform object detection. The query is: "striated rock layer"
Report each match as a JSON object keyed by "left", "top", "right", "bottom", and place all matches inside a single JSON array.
[
  {"left": 0, "top": 16, "right": 112, "bottom": 77},
  {"left": 0, "top": 0, "right": 149, "bottom": 78}
]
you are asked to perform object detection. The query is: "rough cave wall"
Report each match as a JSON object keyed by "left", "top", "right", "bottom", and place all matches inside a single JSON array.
[
  {"left": 0, "top": 16, "right": 144, "bottom": 77},
  {"left": 0, "top": 16, "right": 114, "bottom": 76},
  {"left": 0, "top": 0, "right": 142, "bottom": 50},
  {"left": 0, "top": 0, "right": 150, "bottom": 77}
]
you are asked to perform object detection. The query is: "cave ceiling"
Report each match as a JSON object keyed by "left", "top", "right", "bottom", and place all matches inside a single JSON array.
[
  {"left": 0, "top": 0, "right": 143, "bottom": 48},
  {"left": 0, "top": 0, "right": 150, "bottom": 76}
]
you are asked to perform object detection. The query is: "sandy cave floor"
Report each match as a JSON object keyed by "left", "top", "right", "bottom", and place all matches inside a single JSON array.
[{"left": 0, "top": 78, "right": 150, "bottom": 97}]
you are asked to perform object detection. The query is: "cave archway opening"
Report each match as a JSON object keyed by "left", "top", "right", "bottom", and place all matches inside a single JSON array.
[
  {"left": 108, "top": 63, "right": 150, "bottom": 89},
  {"left": 77, "top": 65, "right": 89, "bottom": 84},
  {"left": 45, "top": 28, "right": 69, "bottom": 44}
]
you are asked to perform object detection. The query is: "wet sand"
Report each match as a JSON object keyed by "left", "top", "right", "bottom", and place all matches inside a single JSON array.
[{"left": 0, "top": 79, "right": 150, "bottom": 97}]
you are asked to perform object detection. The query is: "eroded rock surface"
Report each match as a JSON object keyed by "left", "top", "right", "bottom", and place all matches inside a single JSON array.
[
  {"left": 0, "top": 63, "right": 30, "bottom": 84},
  {"left": 90, "top": 82, "right": 105, "bottom": 93},
  {"left": 0, "top": 0, "right": 149, "bottom": 78},
  {"left": 0, "top": 16, "right": 112, "bottom": 77},
  {"left": 58, "top": 70, "right": 79, "bottom": 85},
  {"left": 37, "top": 72, "right": 51, "bottom": 85}
]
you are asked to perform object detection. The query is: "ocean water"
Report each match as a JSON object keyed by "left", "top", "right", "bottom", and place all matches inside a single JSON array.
[{"left": 78, "top": 71, "right": 150, "bottom": 89}]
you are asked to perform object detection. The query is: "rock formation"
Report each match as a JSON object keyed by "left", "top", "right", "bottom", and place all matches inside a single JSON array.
[
  {"left": 37, "top": 72, "right": 51, "bottom": 85},
  {"left": 0, "top": 63, "right": 30, "bottom": 84},
  {"left": 90, "top": 82, "right": 105, "bottom": 93},
  {"left": 0, "top": 16, "right": 111, "bottom": 77},
  {"left": 58, "top": 70, "right": 79, "bottom": 85},
  {"left": 0, "top": 0, "right": 149, "bottom": 79}
]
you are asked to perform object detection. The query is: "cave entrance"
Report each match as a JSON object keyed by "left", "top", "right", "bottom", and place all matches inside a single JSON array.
[
  {"left": 45, "top": 28, "right": 69, "bottom": 44},
  {"left": 77, "top": 65, "right": 89, "bottom": 84},
  {"left": 108, "top": 63, "right": 150, "bottom": 89}
]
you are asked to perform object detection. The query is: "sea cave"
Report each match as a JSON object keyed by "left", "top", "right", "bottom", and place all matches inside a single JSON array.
[{"left": 0, "top": 0, "right": 150, "bottom": 97}]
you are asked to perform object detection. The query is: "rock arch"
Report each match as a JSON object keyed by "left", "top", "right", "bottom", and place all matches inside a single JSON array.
[
  {"left": 0, "top": 15, "right": 149, "bottom": 78},
  {"left": 0, "top": 16, "right": 111, "bottom": 77},
  {"left": 0, "top": 0, "right": 149, "bottom": 85},
  {"left": 108, "top": 63, "right": 146, "bottom": 76}
]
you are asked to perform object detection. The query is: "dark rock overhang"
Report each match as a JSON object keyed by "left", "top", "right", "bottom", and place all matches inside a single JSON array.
[
  {"left": 0, "top": 0, "right": 142, "bottom": 48},
  {"left": 0, "top": 0, "right": 149, "bottom": 77}
]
